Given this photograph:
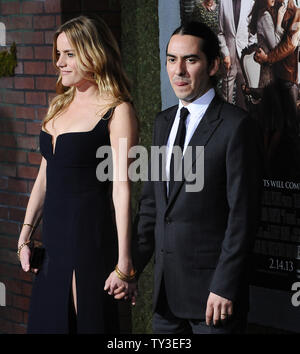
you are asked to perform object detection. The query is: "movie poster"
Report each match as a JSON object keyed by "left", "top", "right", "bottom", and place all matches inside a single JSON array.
[{"left": 179, "top": 0, "right": 300, "bottom": 330}]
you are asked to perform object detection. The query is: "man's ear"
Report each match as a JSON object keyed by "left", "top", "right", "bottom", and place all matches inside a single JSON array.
[{"left": 209, "top": 57, "right": 220, "bottom": 77}]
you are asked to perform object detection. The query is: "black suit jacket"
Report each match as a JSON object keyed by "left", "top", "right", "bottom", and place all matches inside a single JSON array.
[{"left": 133, "top": 95, "right": 262, "bottom": 319}]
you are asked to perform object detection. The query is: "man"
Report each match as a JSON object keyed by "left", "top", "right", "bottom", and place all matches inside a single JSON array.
[
  {"left": 133, "top": 22, "right": 262, "bottom": 334},
  {"left": 255, "top": 0, "right": 300, "bottom": 137},
  {"left": 218, "top": 0, "right": 255, "bottom": 109}
]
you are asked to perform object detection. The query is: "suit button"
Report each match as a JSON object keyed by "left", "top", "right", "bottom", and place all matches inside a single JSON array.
[{"left": 165, "top": 217, "right": 172, "bottom": 224}]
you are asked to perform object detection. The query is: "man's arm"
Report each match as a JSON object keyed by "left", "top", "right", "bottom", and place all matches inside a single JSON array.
[
  {"left": 217, "top": 0, "right": 230, "bottom": 59},
  {"left": 267, "top": 36, "right": 296, "bottom": 64},
  {"left": 132, "top": 119, "right": 159, "bottom": 277},
  {"left": 208, "top": 114, "right": 263, "bottom": 312},
  {"left": 248, "top": 0, "right": 257, "bottom": 47},
  {"left": 132, "top": 176, "right": 156, "bottom": 276}
]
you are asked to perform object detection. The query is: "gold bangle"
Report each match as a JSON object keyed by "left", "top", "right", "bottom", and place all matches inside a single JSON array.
[
  {"left": 115, "top": 265, "right": 137, "bottom": 282},
  {"left": 23, "top": 223, "right": 34, "bottom": 229},
  {"left": 116, "top": 265, "right": 136, "bottom": 279},
  {"left": 115, "top": 269, "right": 135, "bottom": 282},
  {"left": 17, "top": 240, "right": 31, "bottom": 260}
]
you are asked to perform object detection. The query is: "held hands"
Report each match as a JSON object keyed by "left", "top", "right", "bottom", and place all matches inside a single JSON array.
[
  {"left": 205, "top": 292, "right": 233, "bottom": 326},
  {"left": 104, "top": 266, "right": 138, "bottom": 306}
]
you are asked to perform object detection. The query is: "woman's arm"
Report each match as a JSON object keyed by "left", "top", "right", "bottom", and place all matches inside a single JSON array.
[
  {"left": 18, "top": 157, "right": 47, "bottom": 272},
  {"left": 260, "top": 12, "right": 282, "bottom": 49},
  {"left": 276, "top": 3, "right": 287, "bottom": 38},
  {"left": 104, "top": 102, "right": 139, "bottom": 300}
]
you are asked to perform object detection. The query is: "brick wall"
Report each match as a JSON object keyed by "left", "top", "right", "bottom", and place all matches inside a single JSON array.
[
  {"left": 0, "top": 0, "right": 61, "bottom": 334},
  {"left": 0, "top": 0, "right": 126, "bottom": 334}
]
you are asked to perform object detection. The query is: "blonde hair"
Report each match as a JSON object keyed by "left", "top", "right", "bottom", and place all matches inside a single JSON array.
[{"left": 43, "top": 15, "right": 132, "bottom": 130}]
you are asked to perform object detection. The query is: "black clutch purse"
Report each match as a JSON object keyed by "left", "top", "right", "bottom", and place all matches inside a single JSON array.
[{"left": 29, "top": 241, "right": 45, "bottom": 269}]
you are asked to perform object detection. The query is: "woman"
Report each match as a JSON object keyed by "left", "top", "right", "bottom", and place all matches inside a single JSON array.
[
  {"left": 246, "top": 0, "right": 287, "bottom": 174},
  {"left": 17, "top": 16, "right": 138, "bottom": 334},
  {"left": 249, "top": 0, "right": 286, "bottom": 87},
  {"left": 190, "top": 0, "right": 219, "bottom": 34}
]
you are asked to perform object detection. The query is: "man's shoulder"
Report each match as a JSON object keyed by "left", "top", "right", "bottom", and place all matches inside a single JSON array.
[
  {"left": 221, "top": 100, "right": 247, "bottom": 115},
  {"left": 157, "top": 104, "right": 178, "bottom": 116},
  {"left": 154, "top": 104, "right": 178, "bottom": 123},
  {"left": 221, "top": 101, "right": 262, "bottom": 142},
  {"left": 219, "top": 100, "right": 249, "bottom": 126},
  {"left": 209, "top": 94, "right": 247, "bottom": 121}
]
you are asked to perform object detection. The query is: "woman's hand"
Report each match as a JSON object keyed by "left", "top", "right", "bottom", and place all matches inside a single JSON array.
[
  {"left": 292, "top": 29, "right": 300, "bottom": 47},
  {"left": 277, "top": 3, "right": 287, "bottom": 27},
  {"left": 18, "top": 245, "right": 39, "bottom": 274},
  {"left": 291, "top": 21, "right": 300, "bottom": 48}
]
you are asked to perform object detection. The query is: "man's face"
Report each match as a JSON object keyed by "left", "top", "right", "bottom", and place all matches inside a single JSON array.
[{"left": 166, "top": 34, "right": 218, "bottom": 106}]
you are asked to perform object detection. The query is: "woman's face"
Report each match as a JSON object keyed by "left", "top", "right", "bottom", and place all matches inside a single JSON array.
[
  {"left": 267, "top": 0, "right": 275, "bottom": 7},
  {"left": 56, "top": 32, "right": 87, "bottom": 88}
]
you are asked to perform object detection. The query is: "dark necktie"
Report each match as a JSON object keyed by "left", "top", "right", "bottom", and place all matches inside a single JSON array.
[
  {"left": 233, "top": 0, "right": 241, "bottom": 30},
  {"left": 168, "top": 107, "right": 189, "bottom": 196}
]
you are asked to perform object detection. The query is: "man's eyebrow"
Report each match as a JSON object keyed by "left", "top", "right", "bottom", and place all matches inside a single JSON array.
[
  {"left": 183, "top": 54, "right": 200, "bottom": 59},
  {"left": 166, "top": 53, "right": 200, "bottom": 59}
]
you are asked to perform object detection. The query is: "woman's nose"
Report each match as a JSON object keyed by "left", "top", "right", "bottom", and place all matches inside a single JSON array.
[{"left": 56, "top": 54, "right": 65, "bottom": 67}]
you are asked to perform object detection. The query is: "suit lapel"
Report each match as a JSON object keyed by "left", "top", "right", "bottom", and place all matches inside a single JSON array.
[
  {"left": 229, "top": 0, "right": 236, "bottom": 35},
  {"left": 156, "top": 105, "right": 178, "bottom": 207},
  {"left": 160, "top": 105, "right": 178, "bottom": 147},
  {"left": 237, "top": 0, "right": 246, "bottom": 33},
  {"left": 166, "top": 96, "right": 224, "bottom": 209}
]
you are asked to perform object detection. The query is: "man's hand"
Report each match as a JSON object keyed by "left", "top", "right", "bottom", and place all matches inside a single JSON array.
[
  {"left": 254, "top": 48, "right": 268, "bottom": 64},
  {"left": 205, "top": 292, "right": 233, "bottom": 326},
  {"left": 114, "top": 281, "right": 138, "bottom": 306},
  {"left": 223, "top": 56, "right": 231, "bottom": 72}
]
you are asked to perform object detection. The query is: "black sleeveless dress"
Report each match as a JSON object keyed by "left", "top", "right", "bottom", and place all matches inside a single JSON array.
[{"left": 27, "top": 110, "right": 119, "bottom": 334}]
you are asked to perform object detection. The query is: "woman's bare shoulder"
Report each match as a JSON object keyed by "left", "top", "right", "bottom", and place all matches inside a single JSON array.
[
  {"left": 109, "top": 101, "right": 138, "bottom": 138},
  {"left": 110, "top": 101, "right": 136, "bottom": 124},
  {"left": 114, "top": 101, "right": 135, "bottom": 115}
]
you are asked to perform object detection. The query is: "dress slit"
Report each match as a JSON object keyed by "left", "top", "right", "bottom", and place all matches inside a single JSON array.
[{"left": 68, "top": 269, "right": 77, "bottom": 334}]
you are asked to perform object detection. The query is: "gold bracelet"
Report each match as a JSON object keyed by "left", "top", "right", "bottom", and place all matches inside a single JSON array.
[
  {"left": 17, "top": 240, "right": 31, "bottom": 260},
  {"left": 115, "top": 265, "right": 137, "bottom": 282},
  {"left": 23, "top": 223, "right": 34, "bottom": 229},
  {"left": 116, "top": 265, "right": 137, "bottom": 278}
]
